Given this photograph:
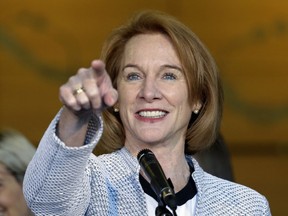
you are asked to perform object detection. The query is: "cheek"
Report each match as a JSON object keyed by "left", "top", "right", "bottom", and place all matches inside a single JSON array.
[
  {"left": 167, "top": 86, "right": 190, "bottom": 107},
  {"left": 117, "top": 85, "right": 138, "bottom": 107},
  {"left": 0, "top": 189, "right": 13, "bottom": 207},
  {"left": 0, "top": 182, "right": 23, "bottom": 206}
]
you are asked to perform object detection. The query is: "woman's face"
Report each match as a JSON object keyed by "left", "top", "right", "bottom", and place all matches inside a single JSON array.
[
  {"left": 117, "top": 33, "right": 193, "bottom": 151},
  {"left": 0, "top": 163, "right": 30, "bottom": 216}
]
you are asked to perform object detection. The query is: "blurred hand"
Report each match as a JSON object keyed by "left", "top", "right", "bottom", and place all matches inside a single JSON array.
[
  {"left": 57, "top": 60, "right": 118, "bottom": 146},
  {"left": 59, "top": 60, "right": 118, "bottom": 116}
]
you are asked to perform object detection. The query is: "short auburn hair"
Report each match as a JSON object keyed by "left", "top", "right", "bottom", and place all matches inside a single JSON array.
[{"left": 97, "top": 10, "right": 223, "bottom": 155}]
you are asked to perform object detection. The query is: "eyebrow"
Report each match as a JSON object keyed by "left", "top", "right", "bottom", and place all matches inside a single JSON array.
[
  {"left": 161, "top": 64, "right": 182, "bottom": 72},
  {"left": 122, "top": 64, "right": 138, "bottom": 71},
  {"left": 122, "top": 64, "right": 182, "bottom": 72}
]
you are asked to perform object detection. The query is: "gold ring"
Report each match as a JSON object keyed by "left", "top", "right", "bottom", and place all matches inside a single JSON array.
[{"left": 73, "top": 87, "right": 84, "bottom": 95}]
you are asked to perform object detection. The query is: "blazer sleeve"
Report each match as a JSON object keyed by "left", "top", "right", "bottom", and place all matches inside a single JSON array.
[
  {"left": 23, "top": 109, "right": 103, "bottom": 216},
  {"left": 263, "top": 196, "right": 272, "bottom": 216}
]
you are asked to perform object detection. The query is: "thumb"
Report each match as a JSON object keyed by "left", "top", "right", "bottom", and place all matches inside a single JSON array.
[{"left": 103, "top": 88, "right": 118, "bottom": 107}]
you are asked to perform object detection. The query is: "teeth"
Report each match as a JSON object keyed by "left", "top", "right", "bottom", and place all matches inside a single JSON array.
[{"left": 138, "top": 111, "right": 166, "bottom": 118}]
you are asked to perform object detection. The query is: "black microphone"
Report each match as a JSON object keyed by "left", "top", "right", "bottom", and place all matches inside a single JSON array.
[{"left": 137, "top": 149, "right": 177, "bottom": 211}]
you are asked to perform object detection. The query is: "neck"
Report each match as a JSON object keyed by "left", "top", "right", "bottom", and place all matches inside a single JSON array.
[
  {"left": 155, "top": 149, "right": 190, "bottom": 192},
  {"left": 130, "top": 143, "right": 190, "bottom": 192}
]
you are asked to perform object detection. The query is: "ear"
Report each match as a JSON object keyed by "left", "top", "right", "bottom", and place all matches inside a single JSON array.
[{"left": 192, "top": 102, "right": 202, "bottom": 114}]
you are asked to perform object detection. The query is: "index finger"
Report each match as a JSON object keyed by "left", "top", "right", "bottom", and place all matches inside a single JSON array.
[
  {"left": 86, "top": 59, "right": 117, "bottom": 108},
  {"left": 90, "top": 60, "right": 113, "bottom": 91},
  {"left": 91, "top": 60, "right": 107, "bottom": 80}
]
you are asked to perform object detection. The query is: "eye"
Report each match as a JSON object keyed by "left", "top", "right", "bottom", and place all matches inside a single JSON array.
[
  {"left": 126, "top": 72, "right": 141, "bottom": 81},
  {"left": 163, "top": 72, "right": 177, "bottom": 80}
]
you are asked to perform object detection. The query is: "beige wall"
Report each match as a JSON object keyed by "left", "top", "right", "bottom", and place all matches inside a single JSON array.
[{"left": 1, "top": 0, "right": 287, "bottom": 215}]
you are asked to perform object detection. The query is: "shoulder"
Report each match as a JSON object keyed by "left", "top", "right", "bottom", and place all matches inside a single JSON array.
[
  {"left": 190, "top": 157, "right": 271, "bottom": 215},
  {"left": 201, "top": 171, "right": 267, "bottom": 203}
]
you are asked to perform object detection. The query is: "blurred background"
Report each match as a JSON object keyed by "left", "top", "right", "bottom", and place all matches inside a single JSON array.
[{"left": 1, "top": 0, "right": 287, "bottom": 214}]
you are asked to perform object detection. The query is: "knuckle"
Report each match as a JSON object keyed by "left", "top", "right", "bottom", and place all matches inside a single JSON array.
[
  {"left": 59, "top": 85, "right": 67, "bottom": 95},
  {"left": 77, "top": 68, "right": 88, "bottom": 76},
  {"left": 91, "top": 97, "right": 102, "bottom": 109},
  {"left": 90, "top": 95, "right": 102, "bottom": 108},
  {"left": 68, "top": 75, "right": 77, "bottom": 84},
  {"left": 65, "top": 98, "right": 78, "bottom": 108},
  {"left": 77, "top": 97, "right": 89, "bottom": 106}
]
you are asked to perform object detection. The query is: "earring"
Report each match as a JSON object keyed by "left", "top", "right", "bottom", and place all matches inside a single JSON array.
[
  {"left": 114, "top": 107, "right": 119, "bottom": 112},
  {"left": 193, "top": 109, "right": 199, "bottom": 114}
]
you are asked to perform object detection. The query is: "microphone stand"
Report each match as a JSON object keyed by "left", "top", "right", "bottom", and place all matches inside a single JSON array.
[
  {"left": 155, "top": 204, "right": 173, "bottom": 216},
  {"left": 155, "top": 200, "right": 177, "bottom": 216}
]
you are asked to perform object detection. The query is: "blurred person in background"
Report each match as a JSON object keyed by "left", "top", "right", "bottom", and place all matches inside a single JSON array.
[
  {"left": 0, "top": 129, "right": 35, "bottom": 216},
  {"left": 194, "top": 133, "right": 234, "bottom": 182}
]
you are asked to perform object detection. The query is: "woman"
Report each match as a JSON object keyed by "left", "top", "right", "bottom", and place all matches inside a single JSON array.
[
  {"left": 0, "top": 129, "right": 35, "bottom": 216},
  {"left": 23, "top": 11, "right": 271, "bottom": 215}
]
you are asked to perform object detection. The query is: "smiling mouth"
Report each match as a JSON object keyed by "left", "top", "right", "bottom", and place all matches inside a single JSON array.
[{"left": 138, "top": 110, "right": 168, "bottom": 118}]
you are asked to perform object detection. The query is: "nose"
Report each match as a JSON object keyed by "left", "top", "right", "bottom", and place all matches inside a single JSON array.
[{"left": 139, "top": 78, "right": 161, "bottom": 102}]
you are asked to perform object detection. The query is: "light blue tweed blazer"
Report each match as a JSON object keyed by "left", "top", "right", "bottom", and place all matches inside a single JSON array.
[{"left": 23, "top": 113, "right": 271, "bottom": 216}]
